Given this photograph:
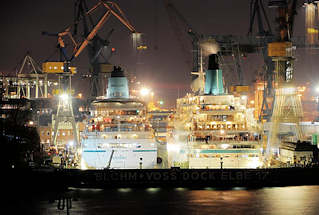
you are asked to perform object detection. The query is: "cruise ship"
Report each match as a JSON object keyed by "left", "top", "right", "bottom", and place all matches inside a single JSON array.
[
  {"left": 170, "top": 54, "right": 263, "bottom": 169},
  {"left": 80, "top": 66, "right": 157, "bottom": 169}
]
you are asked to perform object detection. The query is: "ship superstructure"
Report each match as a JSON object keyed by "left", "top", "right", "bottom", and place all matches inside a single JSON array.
[
  {"left": 170, "top": 54, "right": 262, "bottom": 168},
  {"left": 80, "top": 67, "right": 157, "bottom": 169}
]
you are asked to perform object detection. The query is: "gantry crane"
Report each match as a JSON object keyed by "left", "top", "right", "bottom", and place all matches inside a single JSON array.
[
  {"left": 164, "top": 0, "right": 201, "bottom": 73},
  {"left": 42, "top": 0, "right": 138, "bottom": 152},
  {"left": 164, "top": 0, "right": 249, "bottom": 90},
  {"left": 73, "top": 0, "right": 114, "bottom": 100},
  {"left": 73, "top": 0, "right": 139, "bottom": 101},
  {"left": 1, "top": 54, "right": 49, "bottom": 99},
  {"left": 163, "top": 0, "right": 201, "bottom": 81},
  {"left": 248, "top": 0, "right": 276, "bottom": 122}
]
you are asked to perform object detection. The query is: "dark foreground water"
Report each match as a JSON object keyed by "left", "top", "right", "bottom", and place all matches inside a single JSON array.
[{"left": 13, "top": 186, "right": 319, "bottom": 215}]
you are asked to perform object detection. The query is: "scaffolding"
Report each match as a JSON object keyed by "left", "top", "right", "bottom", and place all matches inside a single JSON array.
[
  {"left": 51, "top": 74, "right": 79, "bottom": 149},
  {"left": 266, "top": 54, "right": 303, "bottom": 161}
]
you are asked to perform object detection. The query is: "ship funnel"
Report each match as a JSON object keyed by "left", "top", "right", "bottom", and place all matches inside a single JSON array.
[
  {"left": 204, "top": 54, "right": 224, "bottom": 95},
  {"left": 106, "top": 66, "right": 129, "bottom": 99}
]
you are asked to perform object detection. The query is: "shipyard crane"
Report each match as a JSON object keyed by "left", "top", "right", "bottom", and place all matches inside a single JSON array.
[
  {"left": 16, "top": 54, "right": 48, "bottom": 99},
  {"left": 73, "top": 0, "right": 136, "bottom": 101},
  {"left": 248, "top": 0, "right": 276, "bottom": 121},
  {"left": 164, "top": 0, "right": 250, "bottom": 88},
  {"left": 42, "top": 0, "right": 138, "bottom": 151},
  {"left": 43, "top": 1, "right": 137, "bottom": 67},
  {"left": 163, "top": 0, "right": 201, "bottom": 77},
  {"left": 266, "top": 0, "right": 304, "bottom": 165},
  {"left": 208, "top": 1, "right": 308, "bottom": 122}
]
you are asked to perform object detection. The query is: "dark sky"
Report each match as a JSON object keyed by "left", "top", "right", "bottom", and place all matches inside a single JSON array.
[{"left": 0, "top": 0, "right": 318, "bottom": 107}]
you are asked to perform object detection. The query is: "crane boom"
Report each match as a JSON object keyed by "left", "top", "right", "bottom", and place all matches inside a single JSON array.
[
  {"left": 73, "top": 1, "right": 137, "bottom": 59},
  {"left": 74, "top": 10, "right": 112, "bottom": 58},
  {"left": 74, "top": 1, "right": 137, "bottom": 59},
  {"left": 43, "top": 0, "right": 138, "bottom": 67}
]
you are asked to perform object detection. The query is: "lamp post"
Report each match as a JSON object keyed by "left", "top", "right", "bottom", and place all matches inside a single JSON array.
[
  {"left": 139, "top": 157, "right": 143, "bottom": 169},
  {"left": 220, "top": 157, "right": 223, "bottom": 169}
]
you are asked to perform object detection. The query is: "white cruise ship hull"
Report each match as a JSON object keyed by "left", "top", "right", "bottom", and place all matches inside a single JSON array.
[{"left": 81, "top": 138, "right": 157, "bottom": 169}]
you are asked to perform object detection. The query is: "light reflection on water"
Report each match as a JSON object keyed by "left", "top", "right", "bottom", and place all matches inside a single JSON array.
[{"left": 20, "top": 186, "right": 319, "bottom": 215}]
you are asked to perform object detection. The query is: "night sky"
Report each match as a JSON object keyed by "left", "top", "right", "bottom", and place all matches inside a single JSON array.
[{"left": 1, "top": 0, "right": 318, "bottom": 107}]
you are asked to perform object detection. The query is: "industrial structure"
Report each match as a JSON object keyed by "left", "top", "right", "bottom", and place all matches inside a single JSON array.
[
  {"left": 3, "top": 0, "right": 319, "bottom": 169},
  {"left": 163, "top": 0, "right": 319, "bottom": 167},
  {"left": 1, "top": 54, "right": 53, "bottom": 99},
  {"left": 73, "top": 0, "right": 141, "bottom": 101},
  {"left": 265, "top": 0, "right": 303, "bottom": 162},
  {"left": 41, "top": 0, "right": 140, "bottom": 160}
]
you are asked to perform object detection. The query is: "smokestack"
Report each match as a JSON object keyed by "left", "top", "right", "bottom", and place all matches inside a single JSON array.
[
  {"left": 208, "top": 54, "right": 219, "bottom": 70},
  {"left": 204, "top": 54, "right": 224, "bottom": 95},
  {"left": 106, "top": 66, "right": 130, "bottom": 99}
]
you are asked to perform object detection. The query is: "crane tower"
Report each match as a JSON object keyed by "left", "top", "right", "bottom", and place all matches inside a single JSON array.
[
  {"left": 43, "top": 0, "right": 139, "bottom": 156},
  {"left": 266, "top": 0, "right": 303, "bottom": 162}
]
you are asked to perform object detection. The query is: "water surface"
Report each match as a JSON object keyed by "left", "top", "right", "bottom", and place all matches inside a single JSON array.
[{"left": 18, "top": 186, "right": 319, "bottom": 214}]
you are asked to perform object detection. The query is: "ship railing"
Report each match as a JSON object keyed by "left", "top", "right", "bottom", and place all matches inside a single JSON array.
[
  {"left": 188, "top": 140, "right": 261, "bottom": 145},
  {"left": 84, "top": 129, "right": 152, "bottom": 133},
  {"left": 85, "top": 127, "right": 152, "bottom": 132},
  {"left": 188, "top": 129, "right": 256, "bottom": 133}
]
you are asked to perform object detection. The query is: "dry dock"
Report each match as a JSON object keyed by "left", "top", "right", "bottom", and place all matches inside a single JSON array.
[{"left": 8, "top": 167, "right": 319, "bottom": 191}]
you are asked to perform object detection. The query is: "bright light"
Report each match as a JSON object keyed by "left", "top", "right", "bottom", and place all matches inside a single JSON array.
[
  {"left": 248, "top": 158, "right": 263, "bottom": 169},
  {"left": 167, "top": 144, "right": 181, "bottom": 152},
  {"left": 282, "top": 87, "right": 296, "bottom": 94},
  {"left": 118, "top": 188, "right": 132, "bottom": 193},
  {"left": 146, "top": 187, "right": 160, "bottom": 193},
  {"left": 241, "top": 95, "right": 247, "bottom": 100},
  {"left": 28, "top": 121, "right": 34, "bottom": 126},
  {"left": 140, "top": 87, "right": 151, "bottom": 96},
  {"left": 221, "top": 144, "right": 229, "bottom": 149},
  {"left": 316, "top": 86, "right": 319, "bottom": 93},
  {"left": 68, "top": 140, "right": 74, "bottom": 147},
  {"left": 185, "top": 122, "right": 191, "bottom": 127},
  {"left": 175, "top": 187, "right": 187, "bottom": 191},
  {"left": 220, "top": 130, "right": 225, "bottom": 134},
  {"left": 60, "top": 93, "right": 69, "bottom": 101},
  {"left": 81, "top": 158, "right": 87, "bottom": 170}
]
